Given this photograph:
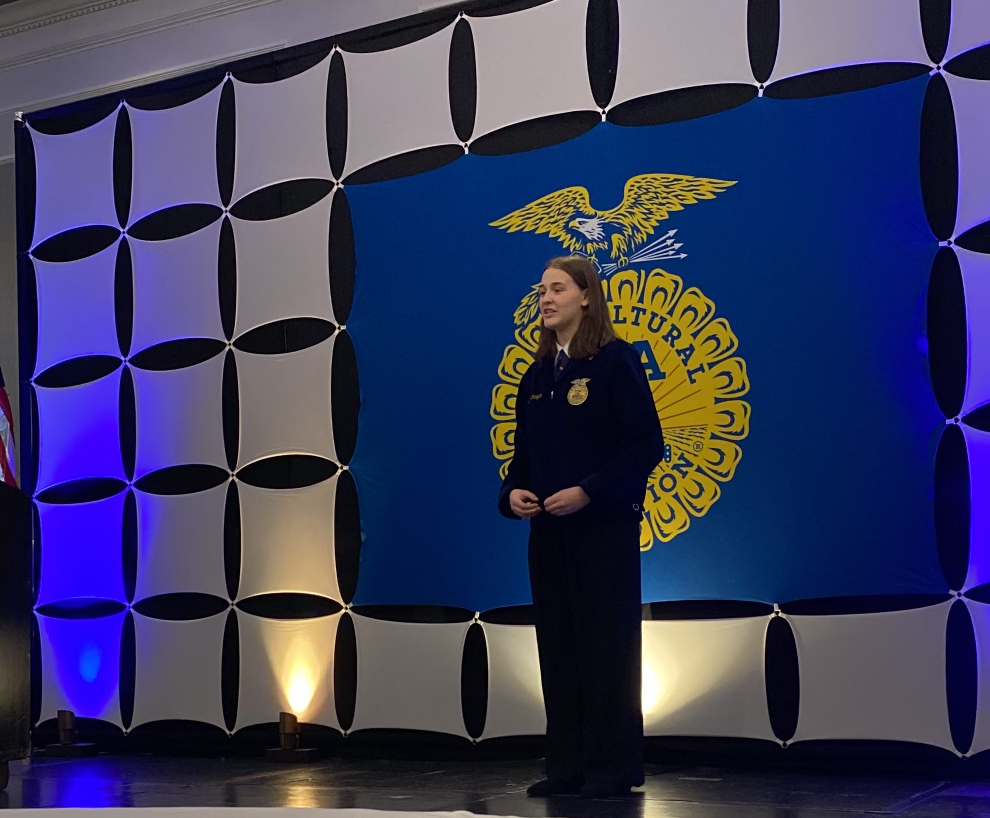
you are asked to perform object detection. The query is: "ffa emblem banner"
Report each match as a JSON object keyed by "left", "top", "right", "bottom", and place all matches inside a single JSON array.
[{"left": 347, "top": 76, "right": 946, "bottom": 611}]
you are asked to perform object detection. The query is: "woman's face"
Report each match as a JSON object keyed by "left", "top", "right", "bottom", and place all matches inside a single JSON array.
[{"left": 539, "top": 267, "right": 588, "bottom": 335}]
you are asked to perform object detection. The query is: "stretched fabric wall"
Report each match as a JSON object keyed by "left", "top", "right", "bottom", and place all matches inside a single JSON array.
[{"left": 12, "top": 0, "right": 990, "bottom": 759}]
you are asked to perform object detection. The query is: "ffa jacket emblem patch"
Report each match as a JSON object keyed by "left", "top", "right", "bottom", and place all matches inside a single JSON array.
[{"left": 567, "top": 379, "right": 590, "bottom": 406}]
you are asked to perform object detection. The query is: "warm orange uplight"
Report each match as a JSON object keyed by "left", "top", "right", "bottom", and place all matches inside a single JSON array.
[
  {"left": 279, "top": 637, "right": 321, "bottom": 718},
  {"left": 641, "top": 662, "right": 664, "bottom": 717},
  {"left": 286, "top": 666, "right": 316, "bottom": 716}
]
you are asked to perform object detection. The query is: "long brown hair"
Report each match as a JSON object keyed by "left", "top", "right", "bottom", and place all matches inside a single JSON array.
[{"left": 534, "top": 255, "right": 616, "bottom": 361}]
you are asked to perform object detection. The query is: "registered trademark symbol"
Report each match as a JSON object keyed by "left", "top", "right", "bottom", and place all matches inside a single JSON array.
[{"left": 693, "top": 441, "right": 703, "bottom": 452}]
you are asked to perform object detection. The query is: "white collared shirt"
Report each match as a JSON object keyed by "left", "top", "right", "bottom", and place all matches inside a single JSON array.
[{"left": 556, "top": 341, "right": 571, "bottom": 357}]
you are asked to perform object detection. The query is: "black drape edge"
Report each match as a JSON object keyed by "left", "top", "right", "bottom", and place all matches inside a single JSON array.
[
  {"left": 219, "top": 216, "right": 236, "bottom": 341},
  {"left": 232, "top": 44, "right": 333, "bottom": 84},
  {"left": 779, "top": 594, "right": 953, "bottom": 616},
  {"left": 920, "top": 0, "right": 951, "bottom": 66},
  {"left": 118, "top": 365, "right": 136, "bottom": 483},
  {"left": 115, "top": 238, "right": 133, "bottom": 359},
  {"left": 224, "top": 479, "right": 241, "bottom": 601},
  {"left": 120, "top": 609, "right": 136, "bottom": 730},
  {"left": 35, "top": 599, "right": 126, "bottom": 619},
  {"left": 235, "top": 454, "right": 338, "bottom": 489},
  {"left": 747, "top": 0, "right": 779, "bottom": 84},
  {"left": 946, "top": 599, "right": 977, "bottom": 755},
  {"left": 14, "top": 120, "right": 37, "bottom": 255},
  {"left": 228, "top": 180, "right": 332, "bottom": 222},
  {"left": 221, "top": 608, "right": 239, "bottom": 733},
  {"left": 233, "top": 318, "right": 335, "bottom": 355},
  {"left": 126, "top": 74, "right": 225, "bottom": 111},
  {"left": 122, "top": 488, "right": 137, "bottom": 604},
  {"left": 449, "top": 17, "right": 477, "bottom": 143},
  {"left": 920, "top": 72, "right": 958, "bottom": 242},
  {"left": 23, "top": 97, "right": 119, "bottom": 136},
  {"left": 331, "top": 330, "right": 359, "bottom": 465},
  {"left": 586, "top": 0, "right": 619, "bottom": 110},
  {"left": 334, "top": 468, "right": 361, "bottom": 604},
  {"left": 21, "top": 383, "right": 39, "bottom": 497},
  {"left": 17, "top": 254, "right": 39, "bottom": 384},
  {"left": 350, "top": 605, "right": 475, "bottom": 623},
  {"left": 329, "top": 188, "right": 355, "bottom": 325},
  {"left": 127, "top": 204, "right": 224, "bottom": 241},
  {"left": 218, "top": 80, "right": 236, "bottom": 209},
  {"left": 113, "top": 106, "right": 132, "bottom": 229},
  {"left": 235, "top": 594, "right": 343, "bottom": 620},
  {"left": 461, "top": 622, "right": 488, "bottom": 739},
  {"left": 934, "top": 423, "right": 971, "bottom": 592},
  {"left": 30, "top": 613, "right": 41, "bottom": 725},
  {"left": 334, "top": 611, "right": 357, "bottom": 731},
  {"left": 336, "top": 11, "right": 456, "bottom": 52},
  {"left": 945, "top": 43, "right": 990, "bottom": 80},
  {"left": 223, "top": 349, "right": 239, "bottom": 471},
  {"left": 764, "top": 615, "right": 798, "bottom": 743},
  {"left": 927, "top": 246, "right": 967, "bottom": 419},
  {"left": 328, "top": 50, "right": 348, "bottom": 180},
  {"left": 341, "top": 145, "right": 464, "bottom": 186},
  {"left": 764, "top": 62, "right": 931, "bottom": 100},
  {"left": 469, "top": 111, "right": 601, "bottom": 156},
  {"left": 133, "top": 593, "right": 231, "bottom": 621}
]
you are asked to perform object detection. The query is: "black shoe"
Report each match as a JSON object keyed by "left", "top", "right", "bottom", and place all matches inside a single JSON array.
[
  {"left": 579, "top": 780, "right": 638, "bottom": 799},
  {"left": 526, "top": 777, "right": 583, "bottom": 797}
]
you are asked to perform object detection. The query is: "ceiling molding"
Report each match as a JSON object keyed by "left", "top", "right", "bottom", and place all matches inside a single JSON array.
[
  {"left": 0, "top": 0, "right": 282, "bottom": 70},
  {"left": 0, "top": 0, "right": 141, "bottom": 39}
]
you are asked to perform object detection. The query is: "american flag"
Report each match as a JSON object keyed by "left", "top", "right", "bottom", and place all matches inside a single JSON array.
[{"left": 0, "top": 365, "right": 16, "bottom": 487}]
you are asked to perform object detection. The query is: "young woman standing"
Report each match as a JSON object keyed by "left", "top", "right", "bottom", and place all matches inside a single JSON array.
[{"left": 498, "top": 255, "right": 664, "bottom": 799}]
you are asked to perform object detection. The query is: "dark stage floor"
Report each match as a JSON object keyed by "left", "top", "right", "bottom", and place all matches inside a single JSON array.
[{"left": 3, "top": 754, "right": 990, "bottom": 817}]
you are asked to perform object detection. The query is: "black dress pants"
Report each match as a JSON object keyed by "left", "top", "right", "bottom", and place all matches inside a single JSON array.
[{"left": 528, "top": 514, "right": 644, "bottom": 787}]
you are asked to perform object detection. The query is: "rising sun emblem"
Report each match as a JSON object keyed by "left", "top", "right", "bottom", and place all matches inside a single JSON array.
[{"left": 490, "top": 175, "right": 751, "bottom": 551}]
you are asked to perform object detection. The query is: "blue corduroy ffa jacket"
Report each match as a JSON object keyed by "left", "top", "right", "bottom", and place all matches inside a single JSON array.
[{"left": 498, "top": 338, "right": 665, "bottom": 525}]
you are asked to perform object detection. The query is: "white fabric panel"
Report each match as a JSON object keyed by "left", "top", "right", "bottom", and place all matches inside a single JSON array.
[
  {"left": 947, "top": 75, "right": 990, "bottom": 236},
  {"left": 130, "top": 612, "right": 227, "bottom": 729},
  {"left": 231, "top": 193, "right": 334, "bottom": 337},
  {"left": 343, "top": 26, "right": 460, "bottom": 176},
  {"left": 232, "top": 57, "right": 333, "bottom": 202},
  {"left": 34, "top": 240, "right": 119, "bottom": 376},
  {"left": 642, "top": 618, "right": 773, "bottom": 739},
  {"left": 132, "top": 356, "right": 227, "bottom": 480},
  {"left": 237, "top": 476, "right": 340, "bottom": 602},
  {"left": 963, "top": 427, "right": 990, "bottom": 592},
  {"left": 770, "top": 0, "right": 930, "bottom": 83},
  {"left": 235, "top": 337, "right": 335, "bottom": 467},
  {"left": 789, "top": 604, "right": 954, "bottom": 748},
  {"left": 36, "top": 370, "right": 124, "bottom": 491},
  {"left": 127, "top": 86, "right": 222, "bottom": 224},
  {"left": 961, "top": 249, "right": 990, "bottom": 416},
  {"left": 470, "top": 0, "right": 597, "bottom": 138},
  {"left": 611, "top": 0, "right": 753, "bottom": 108},
  {"left": 964, "top": 601, "right": 990, "bottom": 754},
  {"left": 481, "top": 623, "right": 545, "bottom": 739},
  {"left": 349, "top": 616, "right": 470, "bottom": 737},
  {"left": 130, "top": 221, "right": 224, "bottom": 354},
  {"left": 30, "top": 112, "right": 119, "bottom": 247},
  {"left": 134, "top": 485, "right": 229, "bottom": 602},
  {"left": 946, "top": 0, "right": 990, "bottom": 62},
  {"left": 36, "top": 493, "right": 126, "bottom": 606},
  {"left": 235, "top": 611, "right": 340, "bottom": 731},
  {"left": 38, "top": 613, "right": 125, "bottom": 728}
]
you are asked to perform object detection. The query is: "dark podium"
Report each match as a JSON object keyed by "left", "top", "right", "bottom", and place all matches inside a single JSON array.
[{"left": 0, "top": 481, "right": 31, "bottom": 791}]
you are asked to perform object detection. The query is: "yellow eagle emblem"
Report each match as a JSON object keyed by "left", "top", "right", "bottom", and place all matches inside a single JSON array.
[{"left": 490, "top": 173, "right": 736, "bottom": 270}]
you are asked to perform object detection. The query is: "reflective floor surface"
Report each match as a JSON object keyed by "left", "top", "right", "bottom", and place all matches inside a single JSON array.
[{"left": 1, "top": 755, "right": 987, "bottom": 817}]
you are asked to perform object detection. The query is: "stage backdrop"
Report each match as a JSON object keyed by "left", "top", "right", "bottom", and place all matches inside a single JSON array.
[{"left": 12, "top": 0, "right": 990, "bottom": 758}]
